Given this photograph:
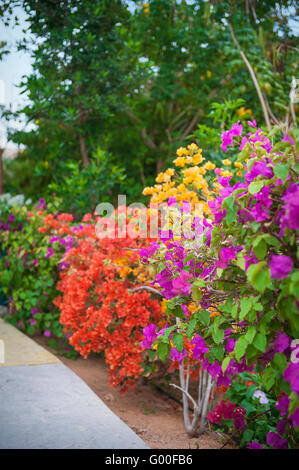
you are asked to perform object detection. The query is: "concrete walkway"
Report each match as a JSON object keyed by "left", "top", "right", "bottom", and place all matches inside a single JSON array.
[{"left": 0, "top": 319, "right": 148, "bottom": 449}]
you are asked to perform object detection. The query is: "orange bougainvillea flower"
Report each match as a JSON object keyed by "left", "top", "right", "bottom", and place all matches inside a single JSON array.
[{"left": 53, "top": 213, "right": 165, "bottom": 391}]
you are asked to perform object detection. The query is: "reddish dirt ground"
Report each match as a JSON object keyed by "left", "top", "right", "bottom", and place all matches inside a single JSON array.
[{"left": 34, "top": 335, "right": 233, "bottom": 449}]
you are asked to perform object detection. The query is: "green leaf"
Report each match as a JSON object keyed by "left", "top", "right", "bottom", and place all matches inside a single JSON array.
[
  {"left": 157, "top": 342, "right": 169, "bottom": 362},
  {"left": 240, "top": 399, "right": 256, "bottom": 414},
  {"left": 161, "top": 325, "right": 177, "bottom": 341},
  {"left": 272, "top": 353, "right": 288, "bottom": 373},
  {"left": 172, "top": 333, "right": 184, "bottom": 352},
  {"left": 241, "top": 429, "right": 254, "bottom": 443},
  {"left": 186, "top": 316, "right": 198, "bottom": 338},
  {"left": 253, "top": 333, "right": 267, "bottom": 352},
  {"left": 231, "top": 303, "right": 239, "bottom": 319},
  {"left": 253, "top": 302, "right": 263, "bottom": 311},
  {"left": 191, "top": 286, "right": 203, "bottom": 303},
  {"left": 239, "top": 297, "right": 253, "bottom": 321},
  {"left": 248, "top": 181, "right": 264, "bottom": 195},
  {"left": 211, "top": 344, "right": 224, "bottom": 361},
  {"left": 222, "top": 356, "right": 231, "bottom": 374},
  {"left": 198, "top": 309, "right": 210, "bottom": 326},
  {"left": 192, "top": 279, "right": 205, "bottom": 288},
  {"left": 27, "top": 325, "right": 35, "bottom": 335},
  {"left": 225, "top": 206, "right": 238, "bottom": 224},
  {"left": 274, "top": 163, "right": 289, "bottom": 182},
  {"left": 212, "top": 327, "right": 224, "bottom": 344},
  {"left": 262, "top": 367, "right": 278, "bottom": 391},
  {"left": 253, "top": 239, "right": 267, "bottom": 260},
  {"left": 235, "top": 337, "right": 248, "bottom": 361},
  {"left": 245, "top": 326, "right": 256, "bottom": 344},
  {"left": 222, "top": 196, "right": 234, "bottom": 210},
  {"left": 247, "top": 262, "right": 271, "bottom": 292}
]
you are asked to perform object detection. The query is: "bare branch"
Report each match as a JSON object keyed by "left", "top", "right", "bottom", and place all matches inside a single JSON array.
[
  {"left": 227, "top": 21, "right": 272, "bottom": 129},
  {"left": 170, "top": 383, "right": 198, "bottom": 412},
  {"left": 129, "top": 286, "right": 163, "bottom": 296}
]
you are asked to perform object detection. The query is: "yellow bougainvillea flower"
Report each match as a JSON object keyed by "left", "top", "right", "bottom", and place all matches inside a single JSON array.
[
  {"left": 176, "top": 147, "right": 190, "bottom": 157},
  {"left": 222, "top": 159, "right": 232, "bottom": 166},
  {"left": 155, "top": 172, "right": 164, "bottom": 183},
  {"left": 209, "top": 307, "right": 219, "bottom": 317},
  {"left": 234, "top": 162, "right": 243, "bottom": 169},
  {"left": 188, "top": 302, "right": 197, "bottom": 313},
  {"left": 237, "top": 107, "right": 253, "bottom": 117},
  {"left": 142, "top": 187, "right": 154, "bottom": 195},
  {"left": 165, "top": 168, "right": 175, "bottom": 176},
  {"left": 203, "top": 161, "right": 216, "bottom": 170},
  {"left": 192, "top": 153, "right": 204, "bottom": 165},
  {"left": 174, "top": 156, "right": 187, "bottom": 167},
  {"left": 119, "top": 266, "right": 132, "bottom": 277},
  {"left": 187, "top": 143, "right": 199, "bottom": 152},
  {"left": 221, "top": 170, "right": 233, "bottom": 178}
]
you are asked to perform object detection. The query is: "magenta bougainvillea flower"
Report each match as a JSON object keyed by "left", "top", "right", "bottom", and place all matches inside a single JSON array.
[
  {"left": 290, "top": 408, "right": 299, "bottom": 427},
  {"left": 247, "top": 160, "right": 273, "bottom": 181},
  {"left": 215, "top": 246, "right": 236, "bottom": 269},
  {"left": 247, "top": 442, "right": 263, "bottom": 449},
  {"left": 234, "top": 415, "right": 246, "bottom": 430},
  {"left": 279, "top": 182, "right": 299, "bottom": 235},
  {"left": 225, "top": 338, "right": 236, "bottom": 353},
  {"left": 273, "top": 332, "right": 291, "bottom": 354},
  {"left": 141, "top": 323, "right": 158, "bottom": 349},
  {"left": 276, "top": 418, "right": 287, "bottom": 436},
  {"left": 269, "top": 255, "right": 293, "bottom": 279},
  {"left": 283, "top": 363, "right": 299, "bottom": 395},
  {"left": 191, "top": 334, "right": 209, "bottom": 359},
  {"left": 266, "top": 431, "right": 288, "bottom": 449},
  {"left": 221, "top": 130, "right": 234, "bottom": 152},
  {"left": 275, "top": 394, "right": 290, "bottom": 416},
  {"left": 170, "top": 347, "right": 187, "bottom": 362},
  {"left": 247, "top": 119, "right": 257, "bottom": 128},
  {"left": 282, "top": 134, "right": 295, "bottom": 146}
]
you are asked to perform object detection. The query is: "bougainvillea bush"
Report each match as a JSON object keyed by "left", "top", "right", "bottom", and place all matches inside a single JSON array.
[
  {"left": 54, "top": 209, "right": 164, "bottom": 391},
  {"left": 140, "top": 122, "right": 299, "bottom": 446},
  {"left": 0, "top": 193, "right": 165, "bottom": 386},
  {"left": 0, "top": 198, "right": 78, "bottom": 355}
]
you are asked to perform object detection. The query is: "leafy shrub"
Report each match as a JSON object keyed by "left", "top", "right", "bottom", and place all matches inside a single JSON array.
[
  {"left": 54, "top": 211, "right": 164, "bottom": 391},
  {"left": 140, "top": 122, "right": 299, "bottom": 444},
  {"left": 0, "top": 198, "right": 77, "bottom": 356}
]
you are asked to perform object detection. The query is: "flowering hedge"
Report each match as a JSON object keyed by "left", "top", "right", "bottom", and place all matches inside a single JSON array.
[
  {"left": 140, "top": 122, "right": 299, "bottom": 446},
  {"left": 54, "top": 213, "right": 164, "bottom": 391},
  {"left": 0, "top": 198, "right": 74, "bottom": 350},
  {"left": 0, "top": 200, "right": 165, "bottom": 387}
]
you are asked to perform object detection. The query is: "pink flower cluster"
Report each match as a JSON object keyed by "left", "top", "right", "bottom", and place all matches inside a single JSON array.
[{"left": 207, "top": 400, "right": 246, "bottom": 430}]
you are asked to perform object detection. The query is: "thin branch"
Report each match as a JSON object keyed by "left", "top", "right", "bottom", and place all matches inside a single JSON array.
[
  {"left": 170, "top": 383, "right": 198, "bottom": 412},
  {"left": 129, "top": 286, "right": 162, "bottom": 296},
  {"left": 126, "top": 110, "right": 157, "bottom": 149},
  {"left": 227, "top": 21, "right": 272, "bottom": 129},
  {"left": 199, "top": 374, "right": 214, "bottom": 435},
  {"left": 182, "top": 109, "right": 203, "bottom": 139}
]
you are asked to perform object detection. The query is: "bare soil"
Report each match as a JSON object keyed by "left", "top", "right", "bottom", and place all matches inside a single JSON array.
[{"left": 34, "top": 335, "right": 232, "bottom": 449}]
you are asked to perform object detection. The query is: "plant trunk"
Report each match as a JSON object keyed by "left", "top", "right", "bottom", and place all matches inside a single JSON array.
[
  {"left": 156, "top": 158, "right": 164, "bottom": 173},
  {"left": 79, "top": 134, "right": 90, "bottom": 168}
]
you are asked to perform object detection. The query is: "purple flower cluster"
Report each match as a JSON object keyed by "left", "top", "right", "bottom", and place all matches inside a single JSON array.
[
  {"left": 140, "top": 323, "right": 158, "bottom": 349},
  {"left": 279, "top": 182, "right": 299, "bottom": 235}
]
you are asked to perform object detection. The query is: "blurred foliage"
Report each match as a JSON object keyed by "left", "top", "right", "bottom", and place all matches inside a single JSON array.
[
  {"left": 0, "top": 0, "right": 297, "bottom": 207},
  {"left": 47, "top": 148, "right": 126, "bottom": 218}
]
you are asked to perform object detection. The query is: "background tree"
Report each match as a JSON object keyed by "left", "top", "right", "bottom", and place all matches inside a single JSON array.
[{"left": 1, "top": 0, "right": 297, "bottom": 208}]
